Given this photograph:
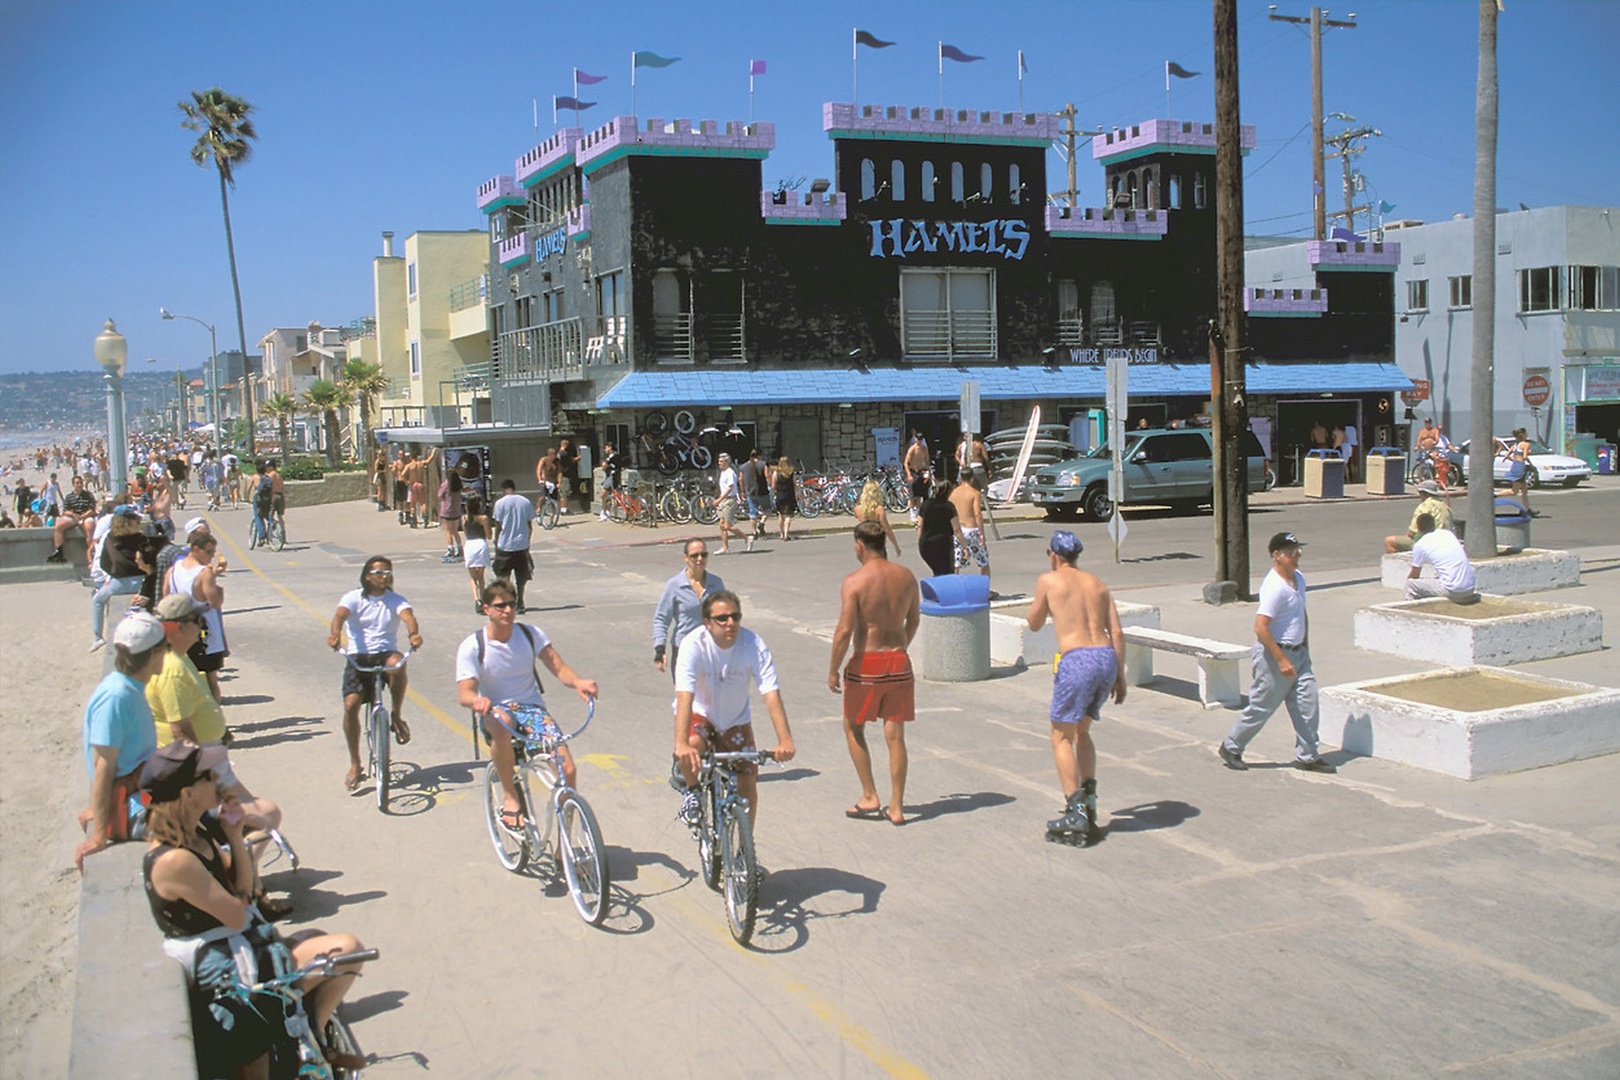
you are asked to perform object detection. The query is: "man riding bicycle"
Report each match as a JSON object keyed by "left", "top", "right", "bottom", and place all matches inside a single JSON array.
[
  {"left": 328, "top": 556, "right": 422, "bottom": 791},
  {"left": 250, "top": 461, "right": 276, "bottom": 542},
  {"left": 456, "top": 580, "right": 598, "bottom": 832}
]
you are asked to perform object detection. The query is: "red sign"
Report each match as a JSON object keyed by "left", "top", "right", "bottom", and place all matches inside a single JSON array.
[
  {"left": 1523, "top": 374, "right": 1551, "bottom": 407},
  {"left": 1400, "top": 378, "right": 1431, "bottom": 406}
]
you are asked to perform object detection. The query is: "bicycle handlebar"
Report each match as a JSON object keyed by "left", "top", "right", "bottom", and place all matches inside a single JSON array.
[
  {"left": 707, "top": 749, "right": 781, "bottom": 768},
  {"left": 238, "top": 947, "right": 380, "bottom": 996},
  {"left": 480, "top": 695, "right": 596, "bottom": 746},
  {"left": 347, "top": 650, "right": 413, "bottom": 674}
]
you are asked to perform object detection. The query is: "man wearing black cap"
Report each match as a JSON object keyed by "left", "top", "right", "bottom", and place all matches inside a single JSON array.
[{"left": 1217, "top": 532, "right": 1336, "bottom": 773}]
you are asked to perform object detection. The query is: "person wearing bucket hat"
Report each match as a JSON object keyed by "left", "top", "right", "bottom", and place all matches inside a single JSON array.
[
  {"left": 140, "top": 741, "right": 369, "bottom": 1076},
  {"left": 1217, "top": 533, "right": 1336, "bottom": 773},
  {"left": 75, "top": 612, "right": 168, "bottom": 870},
  {"left": 1383, "top": 481, "right": 1454, "bottom": 554}
]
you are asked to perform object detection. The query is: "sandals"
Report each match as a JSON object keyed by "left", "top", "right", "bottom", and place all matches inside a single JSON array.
[
  {"left": 498, "top": 807, "right": 526, "bottom": 832},
  {"left": 390, "top": 713, "right": 412, "bottom": 745},
  {"left": 845, "top": 803, "right": 884, "bottom": 821},
  {"left": 344, "top": 766, "right": 365, "bottom": 791}
]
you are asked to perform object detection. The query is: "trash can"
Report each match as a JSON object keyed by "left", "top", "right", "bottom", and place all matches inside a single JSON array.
[
  {"left": 1494, "top": 497, "right": 1531, "bottom": 554},
  {"left": 1571, "top": 433, "right": 1601, "bottom": 471},
  {"left": 1303, "top": 449, "right": 1345, "bottom": 499},
  {"left": 917, "top": 574, "right": 991, "bottom": 682},
  {"left": 1364, "top": 446, "right": 1405, "bottom": 495},
  {"left": 1597, "top": 444, "right": 1617, "bottom": 475}
]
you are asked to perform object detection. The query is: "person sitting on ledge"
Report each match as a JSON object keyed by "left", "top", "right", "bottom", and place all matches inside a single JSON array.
[
  {"left": 1384, "top": 481, "right": 1454, "bottom": 554},
  {"left": 1404, "top": 513, "right": 1479, "bottom": 605}
]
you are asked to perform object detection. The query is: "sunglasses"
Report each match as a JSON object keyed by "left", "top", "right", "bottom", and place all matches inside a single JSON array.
[
  {"left": 486, "top": 601, "right": 516, "bottom": 610},
  {"left": 686, "top": 552, "right": 709, "bottom": 559},
  {"left": 706, "top": 612, "right": 741, "bottom": 624},
  {"left": 366, "top": 569, "right": 394, "bottom": 578}
]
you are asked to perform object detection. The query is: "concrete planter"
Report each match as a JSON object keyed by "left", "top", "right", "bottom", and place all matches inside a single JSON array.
[
  {"left": 1380, "top": 548, "right": 1581, "bottom": 594},
  {"left": 1354, "top": 595, "right": 1603, "bottom": 667}
]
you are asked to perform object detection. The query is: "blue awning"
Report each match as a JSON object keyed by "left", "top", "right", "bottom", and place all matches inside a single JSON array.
[{"left": 595, "top": 361, "right": 1412, "bottom": 408}]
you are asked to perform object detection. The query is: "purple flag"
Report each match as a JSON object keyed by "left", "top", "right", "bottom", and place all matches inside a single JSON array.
[
  {"left": 940, "top": 44, "right": 984, "bottom": 63},
  {"left": 749, "top": 59, "right": 767, "bottom": 76},
  {"left": 855, "top": 29, "right": 895, "bottom": 48},
  {"left": 574, "top": 68, "right": 608, "bottom": 85},
  {"left": 554, "top": 96, "right": 596, "bottom": 111},
  {"left": 1166, "top": 61, "right": 1200, "bottom": 79}
]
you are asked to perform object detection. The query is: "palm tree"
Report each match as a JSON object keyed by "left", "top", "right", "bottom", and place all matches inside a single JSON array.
[
  {"left": 338, "top": 359, "right": 389, "bottom": 465},
  {"left": 263, "top": 392, "right": 299, "bottom": 465},
  {"left": 180, "top": 87, "right": 259, "bottom": 455},
  {"left": 303, "top": 381, "right": 350, "bottom": 468}
]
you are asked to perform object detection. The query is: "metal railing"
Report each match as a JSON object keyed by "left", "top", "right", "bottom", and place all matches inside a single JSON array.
[
  {"left": 448, "top": 275, "right": 488, "bottom": 313},
  {"left": 497, "top": 317, "right": 585, "bottom": 383},
  {"left": 653, "top": 312, "right": 694, "bottom": 363},
  {"left": 1055, "top": 316, "right": 1084, "bottom": 347},
  {"left": 707, "top": 313, "right": 745, "bottom": 363},
  {"left": 901, "top": 309, "right": 997, "bottom": 360}
]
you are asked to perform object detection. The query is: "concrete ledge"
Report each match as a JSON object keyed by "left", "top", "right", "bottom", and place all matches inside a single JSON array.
[
  {"left": 1354, "top": 595, "right": 1604, "bottom": 666},
  {"left": 1380, "top": 548, "right": 1581, "bottom": 594},
  {"left": 0, "top": 527, "right": 87, "bottom": 584},
  {"left": 1320, "top": 667, "right": 1620, "bottom": 779},
  {"left": 70, "top": 843, "right": 197, "bottom": 1079},
  {"left": 987, "top": 599, "right": 1159, "bottom": 668},
  {"left": 284, "top": 471, "right": 369, "bottom": 508}
]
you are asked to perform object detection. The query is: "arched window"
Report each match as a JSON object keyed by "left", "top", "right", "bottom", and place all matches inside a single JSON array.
[
  {"left": 1168, "top": 175, "right": 1182, "bottom": 209},
  {"left": 950, "top": 161, "right": 965, "bottom": 203},
  {"left": 1193, "top": 172, "right": 1207, "bottom": 209},
  {"left": 979, "top": 163, "right": 993, "bottom": 203},
  {"left": 1145, "top": 166, "right": 1158, "bottom": 209},
  {"left": 1090, "top": 282, "right": 1119, "bottom": 345},
  {"left": 1008, "top": 164, "right": 1021, "bottom": 205},
  {"left": 891, "top": 159, "right": 906, "bottom": 201},
  {"left": 860, "top": 158, "right": 876, "bottom": 200},
  {"left": 921, "top": 161, "right": 937, "bottom": 202}
]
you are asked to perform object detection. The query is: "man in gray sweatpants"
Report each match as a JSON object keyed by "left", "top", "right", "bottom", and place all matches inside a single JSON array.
[{"left": 1217, "top": 531, "right": 1336, "bottom": 773}]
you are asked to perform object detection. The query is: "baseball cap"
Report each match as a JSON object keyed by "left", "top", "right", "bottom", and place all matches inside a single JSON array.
[
  {"left": 139, "top": 741, "right": 229, "bottom": 804},
  {"left": 112, "top": 612, "right": 167, "bottom": 652},
  {"left": 154, "top": 593, "right": 202, "bottom": 621},
  {"left": 1268, "top": 531, "right": 1307, "bottom": 553},
  {"left": 182, "top": 516, "right": 209, "bottom": 539},
  {"left": 1048, "top": 530, "right": 1084, "bottom": 559}
]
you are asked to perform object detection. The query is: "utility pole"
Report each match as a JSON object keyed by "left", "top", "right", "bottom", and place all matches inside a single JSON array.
[
  {"left": 1325, "top": 122, "right": 1381, "bottom": 234},
  {"left": 1211, "top": 0, "right": 1250, "bottom": 601},
  {"left": 1268, "top": 5, "right": 1358, "bottom": 240},
  {"left": 1052, "top": 104, "right": 1103, "bottom": 208},
  {"left": 1466, "top": 0, "right": 1499, "bottom": 560}
]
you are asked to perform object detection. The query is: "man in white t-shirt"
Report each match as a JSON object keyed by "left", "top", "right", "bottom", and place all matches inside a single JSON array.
[
  {"left": 1218, "top": 532, "right": 1336, "bottom": 773},
  {"left": 327, "top": 555, "right": 423, "bottom": 790},
  {"left": 456, "top": 580, "right": 597, "bottom": 829},
  {"left": 490, "top": 479, "right": 538, "bottom": 612},
  {"left": 672, "top": 589, "right": 795, "bottom": 829},
  {"left": 714, "top": 453, "right": 746, "bottom": 553},
  {"left": 1405, "top": 513, "right": 1479, "bottom": 603}
]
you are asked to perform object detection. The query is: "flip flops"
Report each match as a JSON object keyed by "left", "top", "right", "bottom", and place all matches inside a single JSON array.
[
  {"left": 845, "top": 804, "right": 885, "bottom": 821},
  {"left": 390, "top": 713, "right": 412, "bottom": 745},
  {"left": 344, "top": 766, "right": 365, "bottom": 791},
  {"left": 884, "top": 806, "right": 909, "bottom": 826},
  {"left": 498, "top": 807, "right": 526, "bottom": 832}
]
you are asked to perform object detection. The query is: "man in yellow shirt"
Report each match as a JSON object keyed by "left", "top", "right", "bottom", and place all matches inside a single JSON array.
[
  {"left": 1383, "top": 481, "right": 1456, "bottom": 553},
  {"left": 148, "top": 593, "right": 290, "bottom": 917}
]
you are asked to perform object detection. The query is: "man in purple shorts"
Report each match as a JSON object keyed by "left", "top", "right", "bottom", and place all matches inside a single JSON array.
[{"left": 1026, "top": 530, "right": 1126, "bottom": 845}]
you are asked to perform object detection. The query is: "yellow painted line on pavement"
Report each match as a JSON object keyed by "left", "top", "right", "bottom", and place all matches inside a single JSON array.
[
  {"left": 785, "top": 983, "right": 931, "bottom": 1079},
  {"left": 210, "top": 518, "right": 467, "bottom": 739}
]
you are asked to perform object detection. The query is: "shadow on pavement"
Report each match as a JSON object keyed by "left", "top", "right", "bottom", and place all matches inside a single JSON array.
[
  {"left": 909, "top": 790, "right": 1016, "bottom": 822},
  {"left": 271, "top": 867, "right": 387, "bottom": 920},
  {"left": 339, "top": 990, "right": 408, "bottom": 1024},
  {"left": 752, "top": 865, "right": 887, "bottom": 955},
  {"left": 1103, "top": 799, "right": 1201, "bottom": 835},
  {"left": 226, "top": 715, "right": 326, "bottom": 751}
]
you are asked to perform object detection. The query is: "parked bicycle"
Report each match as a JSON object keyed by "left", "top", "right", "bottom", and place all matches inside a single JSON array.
[
  {"left": 686, "top": 748, "right": 776, "bottom": 946},
  {"left": 347, "top": 652, "right": 410, "bottom": 812},
  {"left": 474, "top": 698, "right": 610, "bottom": 926},
  {"left": 603, "top": 483, "right": 656, "bottom": 526},
  {"left": 1407, "top": 447, "right": 1462, "bottom": 488},
  {"left": 220, "top": 947, "right": 378, "bottom": 1079}
]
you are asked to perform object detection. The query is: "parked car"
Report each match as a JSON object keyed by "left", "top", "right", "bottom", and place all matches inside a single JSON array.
[
  {"left": 1458, "top": 437, "right": 1592, "bottom": 488},
  {"left": 1027, "top": 428, "right": 1271, "bottom": 521}
]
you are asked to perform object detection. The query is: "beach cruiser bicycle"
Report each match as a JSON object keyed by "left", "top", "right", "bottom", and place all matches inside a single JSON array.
[
  {"left": 473, "top": 697, "right": 609, "bottom": 926},
  {"left": 221, "top": 946, "right": 378, "bottom": 1079},
  {"left": 347, "top": 652, "right": 410, "bottom": 812},
  {"left": 536, "top": 488, "right": 561, "bottom": 531},
  {"left": 248, "top": 498, "right": 285, "bottom": 551},
  {"left": 686, "top": 748, "right": 776, "bottom": 946}
]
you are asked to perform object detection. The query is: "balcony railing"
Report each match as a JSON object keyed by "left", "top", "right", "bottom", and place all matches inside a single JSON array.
[
  {"left": 707, "top": 313, "right": 745, "bottom": 363},
  {"left": 448, "top": 275, "right": 488, "bottom": 313},
  {"left": 497, "top": 317, "right": 585, "bottom": 384},
  {"left": 1055, "top": 316, "right": 1084, "bottom": 347},
  {"left": 901, "top": 310, "right": 997, "bottom": 361},
  {"left": 654, "top": 312, "right": 694, "bottom": 364}
]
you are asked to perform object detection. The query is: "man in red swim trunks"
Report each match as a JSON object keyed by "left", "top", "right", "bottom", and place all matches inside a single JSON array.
[{"left": 829, "top": 521, "right": 920, "bottom": 826}]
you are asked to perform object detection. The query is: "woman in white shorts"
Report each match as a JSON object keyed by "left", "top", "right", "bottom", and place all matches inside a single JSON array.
[{"left": 462, "top": 518, "right": 492, "bottom": 614}]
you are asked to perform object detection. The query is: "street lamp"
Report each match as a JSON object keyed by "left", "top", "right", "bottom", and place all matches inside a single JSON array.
[
  {"left": 161, "top": 308, "right": 221, "bottom": 450},
  {"left": 95, "top": 319, "right": 130, "bottom": 496}
]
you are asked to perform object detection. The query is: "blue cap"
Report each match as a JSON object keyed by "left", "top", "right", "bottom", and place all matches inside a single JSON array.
[{"left": 1049, "top": 530, "right": 1083, "bottom": 559}]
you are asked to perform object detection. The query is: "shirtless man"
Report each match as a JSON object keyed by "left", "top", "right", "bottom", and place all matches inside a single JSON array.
[
  {"left": 1026, "top": 529, "right": 1125, "bottom": 846},
  {"left": 402, "top": 447, "right": 437, "bottom": 528},
  {"left": 535, "top": 447, "right": 562, "bottom": 504},
  {"left": 147, "top": 468, "right": 176, "bottom": 540},
  {"left": 829, "top": 520, "right": 921, "bottom": 826},
  {"left": 955, "top": 431, "right": 989, "bottom": 489},
  {"left": 390, "top": 451, "right": 411, "bottom": 525},
  {"left": 948, "top": 479, "right": 991, "bottom": 591},
  {"left": 902, "top": 431, "right": 931, "bottom": 525}
]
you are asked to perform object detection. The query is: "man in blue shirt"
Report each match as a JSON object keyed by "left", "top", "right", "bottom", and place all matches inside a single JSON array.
[
  {"left": 490, "top": 479, "right": 537, "bottom": 613},
  {"left": 76, "top": 612, "right": 168, "bottom": 870}
]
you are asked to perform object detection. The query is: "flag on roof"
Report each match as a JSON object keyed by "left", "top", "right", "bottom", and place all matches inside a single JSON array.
[
  {"left": 1019, "top": 50, "right": 1027, "bottom": 76},
  {"left": 574, "top": 69, "right": 607, "bottom": 85},
  {"left": 633, "top": 51, "right": 680, "bottom": 68},
  {"left": 555, "top": 96, "right": 596, "bottom": 111},
  {"left": 940, "top": 44, "right": 984, "bottom": 63},
  {"left": 750, "top": 59, "right": 767, "bottom": 76},
  {"left": 1166, "top": 61, "right": 1200, "bottom": 79},
  {"left": 855, "top": 29, "right": 895, "bottom": 48}
]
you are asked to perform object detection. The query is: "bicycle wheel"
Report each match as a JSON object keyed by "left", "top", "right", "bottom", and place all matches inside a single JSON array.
[
  {"left": 698, "top": 782, "right": 722, "bottom": 890},
  {"left": 884, "top": 482, "right": 910, "bottom": 513},
  {"left": 689, "top": 446, "right": 712, "bottom": 470},
  {"left": 324, "top": 1013, "right": 367, "bottom": 1079},
  {"left": 270, "top": 518, "right": 286, "bottom": 551},
  {"left": 247, "top": 518, "right": 259, "bottom": 550},
  {"left": 673, "top": 409, "right": 697, "bottom": 435},
  {"left": 660, "top": 488, "right": 692, "bottom": 524},
  {"left": 557, "top": 792, "right": 610, "bottom": 926},
  {"left": 539, "top": 498, "right": 560, "bottom": 531},
  {"left": 370, "top": 704, "right": 391, "bottom": 812},
  {"left": 719, "top": 804, "right": 759, "bottom": 945},
  {"left": 609, "top": 497, "right": 628, "bottom": 524},
  {"left": 691, "top": 495, "right": 719, "bottom": 526},
  {"left": 797, "top": 489, "right": 824, "bottom": 518},
  {"left": 643, "top": 410, "right": 669, "bottom": 436},
  {"left": 483, "top": 765, "right": 528, "bottom": 871},
  {"left": 635, "top": 497, "right": 657, "bottom": 528}
]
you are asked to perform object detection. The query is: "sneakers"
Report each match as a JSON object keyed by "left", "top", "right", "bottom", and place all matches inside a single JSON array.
[
  {"left": 45, "top": 548, "right": 65, "bottom": 564},
  {"left": 745, "top": 535, "right": 755, "bottom": 552},
  {"left": 1294, "top": 757, "right": 1338, "bottom": 774},
  {"left": 679, "top": 789, "right": 702, "bottom": 834},
  {"left": 1217, "top": 744, "right": 1248, "bottom": 770},
  {"left": 598, "top": 511, "right": 610, "bottom": 521},
  {"left": 88, "top": 637, "right": 106, "bottom": 653}
]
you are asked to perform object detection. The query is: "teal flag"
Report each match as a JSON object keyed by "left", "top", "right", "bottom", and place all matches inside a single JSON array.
[{"left": 633, "top": 51, "right": 681, "bottom": 68}]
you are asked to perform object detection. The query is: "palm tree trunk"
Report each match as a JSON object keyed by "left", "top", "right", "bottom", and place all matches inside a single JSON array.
[
  {"left": 218, "top": 168, "right": 256, "bottom": 455},
  {"left": 278, "top": 417, "right": 290, "bottom": 465},
  {"left": 325, "top": 410, "right": 340, "bottom": 468},
  {"left": 1466, "top": 0, "right": 1498, "bottom": 559}
]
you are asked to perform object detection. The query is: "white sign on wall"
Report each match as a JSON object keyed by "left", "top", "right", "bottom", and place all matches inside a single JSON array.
[{"left": 872, "top": 427, "right": 901, "bottom": 468}]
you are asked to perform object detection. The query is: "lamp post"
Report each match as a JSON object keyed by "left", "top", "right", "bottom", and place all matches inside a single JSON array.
[
  {"left": 95, "top": 319, "right": 130, "bottom": 496},
  {"left": 147, "top": 357, "right": 187, "bottom": 437},
  {"left": 161, "top": 308, "right": 221, "bottom": 450}
]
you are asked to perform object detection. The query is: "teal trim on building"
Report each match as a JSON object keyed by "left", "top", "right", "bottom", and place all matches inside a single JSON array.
[
  {"left": 763, "top": 218, "right": 843, "bottom": 227},
  {"left": 520, "top": 156, "right": 577, "bottom": 190},
  {"left": 581, "top": 144, "right": 770, "bottom": 177},
  {"left": 825, "top": 128, "right": 1050, "bottom": 148}
]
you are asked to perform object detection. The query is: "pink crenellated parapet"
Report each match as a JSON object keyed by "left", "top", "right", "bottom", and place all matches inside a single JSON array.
[
  {"left": 759, "top": 190, "right": 847, "bottom": 224},
  {"left": 516, "top": 129, "right": 583, "bottom": 188},
  {"left": 574, "top": 116, "right": 775, "bottom": 169},
  {"left": 1092, "top": 119, "right": 1257, "bottom": 161},
  {"left": 565, "top": 204, "right": 591, "bottom": 237},
  {"left": 1245, "top": 287, "right": 1330, "bottom": 316},
  {"left": 1045, "top": 205, "right": 1169, "bottom": 239},
  {"left": 496, "top": 232, "right": 532, "bottom": 267},
  {"left": 1308, "top": 239, "right": 1401, "bottom": 269},
  {"left": 477, "top": 175, "right": 523, "bottom": 213},
  {"left": 823, "top": 103, "right": 1059, "bottom": 144}
]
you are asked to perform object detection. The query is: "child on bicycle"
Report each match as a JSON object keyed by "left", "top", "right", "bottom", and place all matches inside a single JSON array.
[
  {"left": 328, "top": 556, "right": 422, "bottom": 791},
  {"left": 672, "top": 590, "right": 795, "bottom": 828}
]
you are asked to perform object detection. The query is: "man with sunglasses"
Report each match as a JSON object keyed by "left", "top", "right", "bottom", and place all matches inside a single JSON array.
[
  {"left": 671, "top": 590, "right": 795, "bottom": 830},
  {"left": 652, "top": 538, "right": 725, "bottom": 677},
  {"left": 457, "top": 581, "right": 598, "bottom": 832},
  {"left": 329, "top": 556, "right": 422, "bottom": 791}
]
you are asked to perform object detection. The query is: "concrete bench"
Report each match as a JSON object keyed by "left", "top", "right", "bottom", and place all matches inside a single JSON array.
[
  {"left": 1120, "top": 626, "right": 1248, "bottom": 710},
  {"left": 70, "top": 843, "right": 197, "bottom": 1079}
]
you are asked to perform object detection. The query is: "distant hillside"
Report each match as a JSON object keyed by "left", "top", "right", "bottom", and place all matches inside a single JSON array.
[{"left": 0, "top": 369, "right": 187, "bottom": 435}]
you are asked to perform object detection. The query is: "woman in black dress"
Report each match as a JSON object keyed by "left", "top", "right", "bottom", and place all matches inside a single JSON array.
[
  {"left": 916, "top": 480, "right": 969, "bottom": 578},
  {"left": 772, "top": 457, "right": 798, "bottom": 540}
]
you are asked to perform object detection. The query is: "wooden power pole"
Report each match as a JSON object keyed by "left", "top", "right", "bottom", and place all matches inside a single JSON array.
[
  {"left": 1211, "top": 0, "right": 1250, "bottom": 600},
  {"left": 1269, "top": 5, "right": 1358, "bottom": 240}
]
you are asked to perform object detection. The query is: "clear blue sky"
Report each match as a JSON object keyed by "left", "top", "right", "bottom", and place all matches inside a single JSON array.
[{"left": 2, "top": 0, "right": 1615, "bottom": 374}]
